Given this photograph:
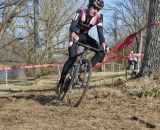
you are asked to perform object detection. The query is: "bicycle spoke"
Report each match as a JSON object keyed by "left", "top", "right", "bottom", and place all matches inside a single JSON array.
[{"left": 66, "top": 59, "right": 92, "bottom": 107}]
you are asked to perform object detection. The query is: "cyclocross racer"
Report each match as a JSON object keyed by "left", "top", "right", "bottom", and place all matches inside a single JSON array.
[{"left": 56, "top": 0, "right": 109, "bottom": 92}]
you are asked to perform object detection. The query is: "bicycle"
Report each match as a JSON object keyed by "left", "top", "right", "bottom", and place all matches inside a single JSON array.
[{"left": 57, "top": 42, "right": 102, "bottom": 107}]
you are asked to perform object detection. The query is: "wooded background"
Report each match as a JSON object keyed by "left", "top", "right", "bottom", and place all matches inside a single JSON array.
[{"left": 0, "top": 0, "right": 159, "bottom": 76}]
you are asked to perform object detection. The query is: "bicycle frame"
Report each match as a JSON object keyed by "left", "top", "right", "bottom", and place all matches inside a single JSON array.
[
  {"left": 59, "top": 42, "right": 103, "bottom": 107},
  {"left": 73, "top": 42, "right": 101, "bottom": 84},
  {"left": 74, "top": 48, "right": 88, "bottom": 82}
]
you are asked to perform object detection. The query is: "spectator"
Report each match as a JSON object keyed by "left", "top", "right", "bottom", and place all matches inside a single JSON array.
[{"left": 128, "top": 51, "right": 137, "bottom": 71}]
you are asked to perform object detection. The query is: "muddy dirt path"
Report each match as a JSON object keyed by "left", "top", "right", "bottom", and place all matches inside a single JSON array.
[{"left": 0, "top": 83, "right": 160, "bottom": 130}]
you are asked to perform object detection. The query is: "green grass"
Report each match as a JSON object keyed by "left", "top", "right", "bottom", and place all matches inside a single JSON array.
[
  {"left": 0, "top": 71, "right": 126, "bottom": 92},
  {"left": 0, "top": 75, "right": 59, "bottom": 91},
  {"left": 90, "top": 71, "right": 126, "bottom": 86}
]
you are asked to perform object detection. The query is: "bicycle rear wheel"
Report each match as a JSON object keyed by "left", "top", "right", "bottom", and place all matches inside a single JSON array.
[{"left": 67, "top": 59, "right": 92, "bottom": 107}]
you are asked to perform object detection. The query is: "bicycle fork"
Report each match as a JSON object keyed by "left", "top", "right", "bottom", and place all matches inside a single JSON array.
[{"left": 67, "top": 63, "right": 79, "bottom": 105}]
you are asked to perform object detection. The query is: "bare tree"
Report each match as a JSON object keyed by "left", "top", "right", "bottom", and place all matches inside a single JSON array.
[
  {"left": 0, "top": 0, "right": 27, "bottom": 39},
  {"left": 139, "top": 0, "right": 160, "bottom": 76},
  {"left": 0, "top": 0, "right": 84, "bottom": 73},
  {"left": 0, "top": 0, "right": 28, "bottom": 65},
  {"left": 34, "top": 0, "right": 40, "bottom": 76},
  {"left": 104, "top": 0, "right": 149, "bottom": 53}
]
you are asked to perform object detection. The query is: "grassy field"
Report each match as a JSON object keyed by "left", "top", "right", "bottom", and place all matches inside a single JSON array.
[{"left": 0, "top": 72, "right": 125, "bottom": 92}]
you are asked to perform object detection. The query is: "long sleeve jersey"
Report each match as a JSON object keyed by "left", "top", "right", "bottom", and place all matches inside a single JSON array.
[{"left": 70, "top": 7, "right": 105, "bottom": 45}]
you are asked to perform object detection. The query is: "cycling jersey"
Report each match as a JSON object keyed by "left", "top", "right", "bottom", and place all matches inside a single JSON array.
[{"left": 70, "top": 7, "right": 105, "bottom": 44}]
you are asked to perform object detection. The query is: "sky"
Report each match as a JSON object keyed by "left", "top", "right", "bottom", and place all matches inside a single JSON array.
[
  {"left": 104, "top": 0, "right": 121, "bottom": 6},
  {"left": 105, "top": 0, "right": 114, "bottom": 5}
]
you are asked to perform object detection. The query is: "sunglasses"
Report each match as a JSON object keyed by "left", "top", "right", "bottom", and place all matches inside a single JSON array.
[{"left": 92, "top": 6, "right": 101, "bottom": 11}]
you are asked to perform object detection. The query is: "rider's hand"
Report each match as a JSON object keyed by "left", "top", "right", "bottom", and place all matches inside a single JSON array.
[
  {"left": 101, "top": 43, "right": 106, "bottom": 51},
  {"left": 105, "top": 47, "right": 110, "bottom": 53},
  {"left": 101, "top": 43, "right": 110, "bottom": 52},
  {"left": 71, "top": 32, "right": 79, "bottom": 42},
  {"left": 102, "top": 43, "right": 110, "bottom": 53}
]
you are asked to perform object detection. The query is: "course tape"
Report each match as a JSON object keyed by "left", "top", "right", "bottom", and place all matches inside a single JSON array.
[
  {"left": 0, "top": 63, "right": 64, "bottom": 71},
  {"left": 94, "top": 21, "right": 160, "bottom": 70},
  {"left": 0, "top": 54, "right": 143, "bottom": 71},
  {"left": 93, "top": 54, "right": 143, "bottom": 71},
  {"left": 110, "top": 21, "right": 160, "bottom": 52}
]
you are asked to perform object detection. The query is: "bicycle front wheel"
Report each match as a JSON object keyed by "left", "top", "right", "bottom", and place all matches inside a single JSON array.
[{"left": 67, "top": 59, "right": 92, "bottom": 107}]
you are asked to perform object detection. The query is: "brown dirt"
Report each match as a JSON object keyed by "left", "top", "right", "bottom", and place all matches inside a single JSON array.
[{"left": 0, "top": 77, "right": 160, "bottom": 130}]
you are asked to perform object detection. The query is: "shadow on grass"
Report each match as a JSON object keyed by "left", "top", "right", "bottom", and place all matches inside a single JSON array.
[
  {"left": 13, "top": 94, "right": 60, "bottom": 106},
  {"left": 0, "top": 89, "right": 63, "bottom": 106}
]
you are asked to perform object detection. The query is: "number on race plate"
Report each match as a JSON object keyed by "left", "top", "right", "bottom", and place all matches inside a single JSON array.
[{"left": 73, "top": 13, "right": 79, "bottom": 20}]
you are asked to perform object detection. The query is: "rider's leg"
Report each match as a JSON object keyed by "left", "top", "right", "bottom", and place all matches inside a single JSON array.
[
  {"left": 85, "top": 34, "right": 105, "bottom": 67},
  {"left": 58, "top": 57, "right": 76, "bottom": 84},
  {"left": 56, "top": 57, "right": 76, "bottom": 94},
  {"left": 57, "top": 43, "right": 78, "bottom": 89},
  {"left": 91, "top": 51, "right": 105, "bottom": 67}
]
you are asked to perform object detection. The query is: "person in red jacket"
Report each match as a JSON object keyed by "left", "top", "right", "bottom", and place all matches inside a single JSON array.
[{"left": 56, "top": 0, "right": 109, "bottom": 93}]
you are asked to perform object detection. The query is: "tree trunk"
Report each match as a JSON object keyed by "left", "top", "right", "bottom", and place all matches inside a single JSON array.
[
  {"left": 139, "top": 0, "right": 160, "bottom": 76},
  {"left": 34, "top": 0, "right": 40, "bottom": 76}
]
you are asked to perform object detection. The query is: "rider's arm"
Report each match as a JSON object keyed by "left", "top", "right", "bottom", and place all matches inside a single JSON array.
[
  {"left": 70, "top": 9, "right": 82, "bottom": 33},
  {"left": 97, "top": 14, "right": 106, "bottom": 45}
]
